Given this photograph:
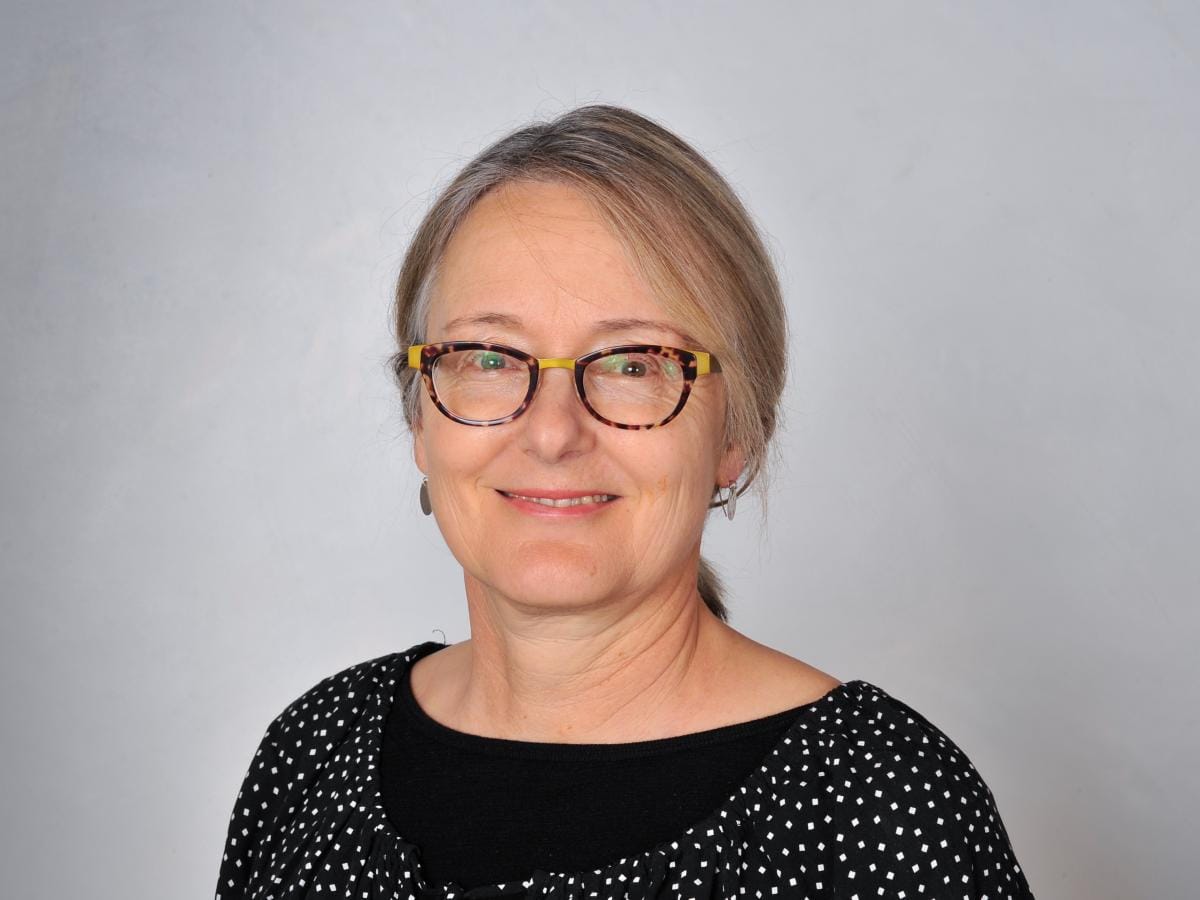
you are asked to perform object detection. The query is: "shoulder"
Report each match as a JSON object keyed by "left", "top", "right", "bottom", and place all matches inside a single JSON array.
[
  {"left": 233, "top": 644, "right": 441, "bottom": 810},
  {"left": 264, "top": 649, "right": 407, "bottom": 730},
  {"left": 794, "top": 678, "right": 1008, "bottom": 826},
  {"left": 776, "top": 679, "right": 1035, "bottom": 898},
  {"left": 251, "top": 642, "right": 438, "bottom": 762},
  {"left": 228, "top": 645, "right": 420, "bottom": 796},
  {"left": 215, "top": 642, "right": 436, "bottom": 896}
]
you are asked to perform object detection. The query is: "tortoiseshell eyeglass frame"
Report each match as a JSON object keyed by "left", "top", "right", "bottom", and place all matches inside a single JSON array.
[{"left": 407, "top": 341, "right": 722, "bottom": 429}]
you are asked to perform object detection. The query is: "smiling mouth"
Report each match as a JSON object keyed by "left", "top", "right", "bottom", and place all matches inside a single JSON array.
[{"left": 497, "top": 490, "right": 619, "bottom": 508}]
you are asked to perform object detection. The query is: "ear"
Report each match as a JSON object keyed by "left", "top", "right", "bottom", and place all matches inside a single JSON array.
[{"left": 716, "top": 441, "right": 747, "bottom": 488}]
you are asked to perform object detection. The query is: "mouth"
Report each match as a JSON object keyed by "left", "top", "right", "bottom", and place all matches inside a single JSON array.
[{"left": 496, "top": 489, "right": 620, "bottom": 509}]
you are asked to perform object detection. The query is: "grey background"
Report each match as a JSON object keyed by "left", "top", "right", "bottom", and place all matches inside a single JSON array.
[{"left": 2, "top": 2, "right": 1197, "bottom": 898}]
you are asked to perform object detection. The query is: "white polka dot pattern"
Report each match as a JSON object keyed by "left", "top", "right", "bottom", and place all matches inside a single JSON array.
[{"left": 216, "top": 643, "right": 1035, "bottom": 899}]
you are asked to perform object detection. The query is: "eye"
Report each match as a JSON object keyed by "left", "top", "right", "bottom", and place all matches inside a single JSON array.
[
  {"left": 475, "top": 350, "right": 509, "bottom": 370},
  {"left": 594, "top": 353, "right": 679, "bottom": 379},
  {"left": 616, "top": 357, "right": 647, "bottom": 377},
  {"left": 599, "top": 354, "right": 643, "bottom": 376}
]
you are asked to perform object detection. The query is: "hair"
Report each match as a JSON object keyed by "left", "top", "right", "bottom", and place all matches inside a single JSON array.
[{"left": 388, "top": 104, "right": 787, "bottom": 622}]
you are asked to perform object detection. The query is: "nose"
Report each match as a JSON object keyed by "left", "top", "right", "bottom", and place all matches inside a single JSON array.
[{"left": 517, "top": 366, "right": 594, "bottom": 462}]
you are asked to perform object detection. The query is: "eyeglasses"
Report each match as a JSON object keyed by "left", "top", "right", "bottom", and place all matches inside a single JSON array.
[{"left": 408, "top": 341, "right": 722, "bottom": 429}]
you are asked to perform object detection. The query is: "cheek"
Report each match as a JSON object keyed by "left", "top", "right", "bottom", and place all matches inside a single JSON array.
[
  {"left": 420, "top": 422, "right": 495, "bottom": 524},
  {"left": 422, "top": 403, "right": 488, "bottom": 470},
  {"left": 423, "top": 460, "right": 497, "bottom": 573},
  {"left": 624, "top": 437, "right": 718, "bottom": 521}
]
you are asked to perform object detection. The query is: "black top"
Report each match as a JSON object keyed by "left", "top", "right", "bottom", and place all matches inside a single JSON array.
[
  {"left": 381, "top": 648, "right": 803, "bottom": 888},
  {"left": 215, "top": 640, "right": 1036, "bottom": 899}
]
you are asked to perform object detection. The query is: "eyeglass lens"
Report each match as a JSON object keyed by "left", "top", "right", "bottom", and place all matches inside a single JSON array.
[{"left": 430, "top": 348, "right": 686, "bottom": 426}]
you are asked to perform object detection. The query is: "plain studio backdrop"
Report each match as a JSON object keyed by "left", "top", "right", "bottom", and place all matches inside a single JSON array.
[{"left": 2, "top": 2, "right": 1197, "bottom": 898}]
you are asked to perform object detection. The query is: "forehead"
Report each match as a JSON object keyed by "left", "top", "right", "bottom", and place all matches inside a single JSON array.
[{"left": 430, "top": 181, "right": 675, "bottom": 336}]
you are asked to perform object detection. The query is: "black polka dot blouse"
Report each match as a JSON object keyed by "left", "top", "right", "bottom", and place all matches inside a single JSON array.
[{"left": 216, "top": 641, "right": 1035, "bottom": 899}]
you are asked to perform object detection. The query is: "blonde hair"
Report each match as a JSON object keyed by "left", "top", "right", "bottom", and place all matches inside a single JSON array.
[{"left": 388, "top": 104, "right": 787, "bottom": 621}]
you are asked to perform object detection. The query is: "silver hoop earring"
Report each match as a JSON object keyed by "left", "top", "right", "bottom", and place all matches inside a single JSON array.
[
  {"left": 720, "top": 481, "right": 737, "bottom": 521},
  {"left": 419, "top": 477, "right": 432, "bottom": 516}
]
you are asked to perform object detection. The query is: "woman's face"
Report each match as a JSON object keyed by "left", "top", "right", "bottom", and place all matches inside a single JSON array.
[{"left": 413, "top": 180, "right": 744, "bottom": 612}]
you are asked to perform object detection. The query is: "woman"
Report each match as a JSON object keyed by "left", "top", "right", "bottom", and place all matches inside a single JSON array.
[{"left": 216, "top": 105, "right": 1035, "bottom": 899}]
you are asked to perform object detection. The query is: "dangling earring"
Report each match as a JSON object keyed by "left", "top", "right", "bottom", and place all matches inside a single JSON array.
[
  {"left": 720, "top": 481, "right": 737, "bottom": 521},
  {"left": 419, "top": 477, "right": 432, "bottom": 516}
]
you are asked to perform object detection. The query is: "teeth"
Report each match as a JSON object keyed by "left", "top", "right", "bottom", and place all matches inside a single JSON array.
[{"left": 504, "top": 492, "right": 615, "bottom": 507}]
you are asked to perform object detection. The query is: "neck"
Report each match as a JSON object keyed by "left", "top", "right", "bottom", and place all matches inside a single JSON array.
[{"left": 425, "top": 565, "right": 741, "bottom": 743}]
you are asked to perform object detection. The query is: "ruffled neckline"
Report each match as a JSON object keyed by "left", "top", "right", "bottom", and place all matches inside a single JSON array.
[{"left": 358, "top": 640, "right": 868, "bottom": 899}]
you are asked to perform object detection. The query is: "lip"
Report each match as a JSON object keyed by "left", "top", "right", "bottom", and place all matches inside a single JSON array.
[
  {"left": 499, "top": 488, "right": 619, "bottom": 499},
  {"left": 495, "top": 488, "right": 620, "bottom": 517}
]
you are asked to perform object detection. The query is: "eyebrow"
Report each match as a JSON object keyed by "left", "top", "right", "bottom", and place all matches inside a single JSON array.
[
  {"left": 441, "top": 312, "right": 523, "bottom": 333},
  {"left": 439, "top": 312, "right": 702, "bottom": 348}
]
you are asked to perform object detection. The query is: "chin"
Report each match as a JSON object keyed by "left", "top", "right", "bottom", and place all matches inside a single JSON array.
[{"left": 483, "top": 541, "right": 620, "bottom": 608}]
